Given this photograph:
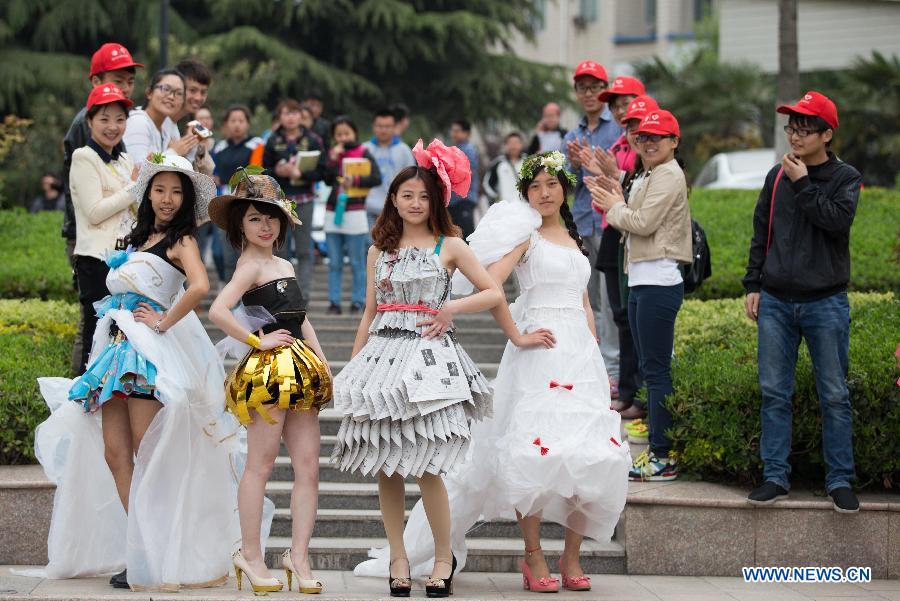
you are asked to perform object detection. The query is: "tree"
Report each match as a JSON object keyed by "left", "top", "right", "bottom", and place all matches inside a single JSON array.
[
  {"left": 806, "top": 51, "right": 900, "bottom": 187},
  {"left": 0, "top": 0, "right": 571, "bottom": 205},
  {"left": 634, "top": 52, "right": 770, "bottom": 179},
  {"left": 774, "top": 0, "right": 799, "bottom": 160}
]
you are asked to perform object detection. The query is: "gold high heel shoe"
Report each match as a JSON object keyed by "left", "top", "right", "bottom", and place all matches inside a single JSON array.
[
  {"left": 282, "top": 549, "right": 323, "bottom": 594},
  {"left": 233, "top": 550, "right": 284, "bottom": 595}
]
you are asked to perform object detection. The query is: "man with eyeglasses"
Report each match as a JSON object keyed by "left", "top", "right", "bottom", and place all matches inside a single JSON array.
[
  {"left": 563, "top": 60, "right": 623, "bottom": 396},
  {"left": 743, "top": 91, "right": 862, "bottom": 514},
  {"left": 168, "top": 58, "right": 214, "bottom": 175}
]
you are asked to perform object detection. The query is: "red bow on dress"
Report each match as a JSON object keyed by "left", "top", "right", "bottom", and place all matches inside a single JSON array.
[
  {"left": 532, "top": 437, "right": 549, "bottom": 456},
  {"left": 549, "top": 380, "right": 573, "bottom": 390}
]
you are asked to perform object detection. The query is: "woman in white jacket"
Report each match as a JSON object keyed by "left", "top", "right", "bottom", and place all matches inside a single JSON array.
[
  {"left": 69, "top": 84, "right": 139, "bottom": 372},
  {"left": 123, "top": 69, "right": 197, "bottom": 168}
]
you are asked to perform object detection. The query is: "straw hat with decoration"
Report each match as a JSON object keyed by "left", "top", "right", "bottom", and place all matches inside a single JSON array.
[{"left": 208, "top": 166, "right": 302, "bottom": 230}]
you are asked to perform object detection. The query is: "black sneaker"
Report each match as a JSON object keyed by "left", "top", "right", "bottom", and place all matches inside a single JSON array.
[
  {"left": 747, "top": 481, "right": 788, "bottom": 505},
  {"left": 829, "top": 487, "right": 860, "bottom": 514},
  {"left": 109, "top": 569, "right": 128, "bottom": 589},
  {"left": 327, "top": 303, "right": 342, "bottom": 315},
  {"left": 350, "top": 303, "right": 363, "bottom": 314}
]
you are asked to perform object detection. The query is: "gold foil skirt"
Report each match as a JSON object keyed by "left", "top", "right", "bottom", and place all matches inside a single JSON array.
[{"left": 225, "top": 339, "right": 332, "bottom": 425}]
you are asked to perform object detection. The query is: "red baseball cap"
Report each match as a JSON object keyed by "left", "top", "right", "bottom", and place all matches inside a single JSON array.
[
  {"left": 634, "top": 109, "right": 680, "bottom": 138},
  {"left": 623, "top": 95, "right": 660, "bottom": 123},
  {"left": 598, "top": 76, "right": 646, "bottom": 102},
  {"left": 776, "top": 91, "right": 838, "bottom": 129},
  {"left": 86, "top": 84, "right": 134, "bottom": 111},
  {"left": 89, "top": 43, "right": 143, "bottom": 79},
  {"left": 573, "top": 60, "right": 608, "bottom": 83}
]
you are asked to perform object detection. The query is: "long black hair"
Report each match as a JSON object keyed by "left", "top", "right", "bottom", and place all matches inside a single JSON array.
[
  {"left": 127, "top": 171, "right": 198, "bottom": 250},
  {"left": 518, "top": 168, "right": 588, "bottom": 257}
]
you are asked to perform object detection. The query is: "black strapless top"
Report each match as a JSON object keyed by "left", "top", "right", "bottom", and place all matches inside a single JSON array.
[
  {"left": 242, "top": 277, "right": 306, "bottom": 338},
  {"left": 140, "top": 238, "right": 185, "bottom": 274}
]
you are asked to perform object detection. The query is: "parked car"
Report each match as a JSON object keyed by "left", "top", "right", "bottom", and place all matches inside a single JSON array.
[{"left": 694, "top": 149, "right": 775, "bottom": 189}]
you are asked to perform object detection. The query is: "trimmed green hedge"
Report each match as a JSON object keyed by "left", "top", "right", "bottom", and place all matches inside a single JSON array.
[
  {"left": 0, "top": 209, "right": 74, "bottom": 302},
  {"left": 669, "top": 292, "right": 900, "bottom": 489},
  {"left": 0, "top": 299, "right": 76, "bottom": 464},
  {"left": 689, "top": 187, "right": 900, "bottom": 299}
]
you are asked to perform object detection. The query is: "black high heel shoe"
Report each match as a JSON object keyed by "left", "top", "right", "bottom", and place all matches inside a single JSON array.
[
  {"left": 388, "top": 557, "right": 411, "bottom": 598},
  {"left": 425, "top": 554, "right": 457, "bottom": 598}
]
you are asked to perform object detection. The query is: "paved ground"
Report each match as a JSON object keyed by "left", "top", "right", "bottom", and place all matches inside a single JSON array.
[{"left": 1, "top": 568, "right": 898, "bottom": 600}]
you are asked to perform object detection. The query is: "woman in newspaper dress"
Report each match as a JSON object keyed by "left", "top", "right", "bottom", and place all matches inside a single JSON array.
[
  {"left": 34, "top": 154, "right": 240, "bottom": 592},
  {"left": 354, "top": 152, "right": 631, "bottom": 593},
  {"left": 331, "top": 139, "right": 504, "bottom": 597}
]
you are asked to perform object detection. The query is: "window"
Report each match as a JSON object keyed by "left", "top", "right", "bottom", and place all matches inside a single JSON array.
[
  {"left": 532, "top": 0, "right": 546, "bottom": 32},
  {"left": 644, "top": 0, "right": 657, "bottom": 33},
  {"left": 693, "top": 158, "right": 719, "bottom": 188},
  {"left": 579, "top": 0, "right": 598, "bottom": 23},
  {"left": 694, "top": 0, "right": 713, "bottom": 21}
]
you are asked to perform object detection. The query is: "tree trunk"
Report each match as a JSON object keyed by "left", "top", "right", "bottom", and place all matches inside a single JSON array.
[{"left": 775, "top": 0, "right": 800, "bottom": 159}]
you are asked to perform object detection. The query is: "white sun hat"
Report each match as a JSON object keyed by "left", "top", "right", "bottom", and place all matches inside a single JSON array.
[{"left": 131, "top": 151, "right": 216, "bottom": 225}]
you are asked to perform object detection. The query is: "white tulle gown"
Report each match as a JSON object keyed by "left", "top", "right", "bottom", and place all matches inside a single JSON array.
[
  {"left": 32, "top": 249, "right": 269, "bottom": 591},
  {"left": 354, "top": 200, "right": 631, "bottom": 577}
]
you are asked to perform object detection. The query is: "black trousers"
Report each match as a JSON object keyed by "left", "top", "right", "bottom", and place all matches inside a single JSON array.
[
  {"left": 603, "top": 260, "right": 642, "bottom": 406},
  {"left": 448, "top": 200, "right": 476, "bottom": 240},
  {"left": 74, "top": 255, "right": 110, "bottom": 374}
]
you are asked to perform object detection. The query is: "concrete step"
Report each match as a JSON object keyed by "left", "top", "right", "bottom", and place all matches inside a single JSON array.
[
  {"left": 271, "top": 508, "right": 569, "bottom": 540},
  {"left": 202, "top": 322, "right": 512, "bottom": 347},
  {"left": 273, "top": 340, "right": 504, "bottom": 363},
  {"left": 264, "top": 536, "right": 625, "bottom": 573},
  {"left": 221, "top": 359, "right": 502, "bottom": 381},
  {"left": 274, "top": 457, "right": 404, "bottom": 484},
  {"left": 266, "top": 481, "right": 421, "bottom": 511}
]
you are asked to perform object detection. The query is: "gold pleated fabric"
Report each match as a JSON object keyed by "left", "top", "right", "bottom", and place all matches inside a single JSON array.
[{"left": 225, "top": 339, "right": 332, "bottom": 425}]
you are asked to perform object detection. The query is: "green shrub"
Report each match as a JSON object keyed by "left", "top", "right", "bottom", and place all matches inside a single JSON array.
[
  {"left": 0, "top": 209, "right": 74, "bottom": 302},
  {"left": 689, "top": 187, "right": 900, "bottom": 300},
  {"left": 669, "top": 292, "right": 900, "bottom": 489},
  {"left": 0, "top": 299, "right": 77, "bottom": 464}
]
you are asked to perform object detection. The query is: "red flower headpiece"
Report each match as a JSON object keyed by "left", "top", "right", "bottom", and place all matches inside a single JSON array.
[{"left": 412, "top": 138, "right": 471, "bottom": 207}]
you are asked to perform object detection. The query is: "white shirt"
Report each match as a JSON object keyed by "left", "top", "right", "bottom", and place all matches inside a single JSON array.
[
  {"left": 323, "top": 209, "right": 369, "bottom": 236},
  {"left": 123, "top": 108, "right": 179, "bottom": 167}
]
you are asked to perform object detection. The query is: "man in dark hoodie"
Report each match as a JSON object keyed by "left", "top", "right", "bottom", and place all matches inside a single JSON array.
[{"left": 743, "top": 91, "right": 861, "bottom": 514}]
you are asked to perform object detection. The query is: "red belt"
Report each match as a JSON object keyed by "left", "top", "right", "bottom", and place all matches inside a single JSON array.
[{"left": 376, "top": 303, "right": 439, "bottom": 315}]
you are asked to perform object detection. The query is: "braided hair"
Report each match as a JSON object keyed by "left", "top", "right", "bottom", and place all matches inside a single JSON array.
[{"left": 559, "top": 199, "right": 589, "bottom": 257}]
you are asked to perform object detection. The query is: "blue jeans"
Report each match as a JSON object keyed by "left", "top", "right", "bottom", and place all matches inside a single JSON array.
[
  {"left": 276, "top": 201, "right": 316, "bottom": 304},
  {"left": 628, "top": 283, "right": 683, "bottom": 458},
  {"left": 325, "top": 232, "right": 367, "bottom": 306},
  {"left": 757, "top": 290, "right": 854, "bottom": 493},
  {"left": 196, "top": 222, "right": 225, "bottom": 281}
]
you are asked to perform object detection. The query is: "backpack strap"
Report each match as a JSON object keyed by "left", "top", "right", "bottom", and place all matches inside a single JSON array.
[
  {"left": 434, "top": 235, "right": 445, "bottom": 255},
  {"left": 765, "top": 166, "right": 785, "bottom": 256}
]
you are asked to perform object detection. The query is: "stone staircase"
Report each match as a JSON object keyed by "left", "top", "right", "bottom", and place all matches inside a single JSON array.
[{"left": 199, "top": 261, "right": 626, "bottom": 574}]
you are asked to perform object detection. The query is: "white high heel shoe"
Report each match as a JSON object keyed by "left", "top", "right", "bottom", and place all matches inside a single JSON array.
[
  {"left": 233, "top": 550, "right": 283, "bottom": 595},
  {"left": 283, "top": 549, "right": 324, "bottom": 594}
]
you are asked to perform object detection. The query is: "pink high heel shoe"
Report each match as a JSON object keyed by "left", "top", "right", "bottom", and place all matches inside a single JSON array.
[
  {"left": 520, "top": 547, "right": 559, "bottom": 593},
  {"left": 558, "top": 559, "right": 591, "bottom": 591}
]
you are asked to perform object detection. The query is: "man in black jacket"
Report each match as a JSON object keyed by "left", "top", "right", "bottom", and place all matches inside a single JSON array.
[
  {"left": 263, "top": 98, "right": 327, "bottom": 302},
  {"left": 743, "top": 91, "right": 861, "bottom": 513}
]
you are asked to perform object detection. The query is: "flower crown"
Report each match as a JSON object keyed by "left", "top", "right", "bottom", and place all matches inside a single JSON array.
[{"left": 519, "top": 151, "right": 577, "bottom": 187}]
